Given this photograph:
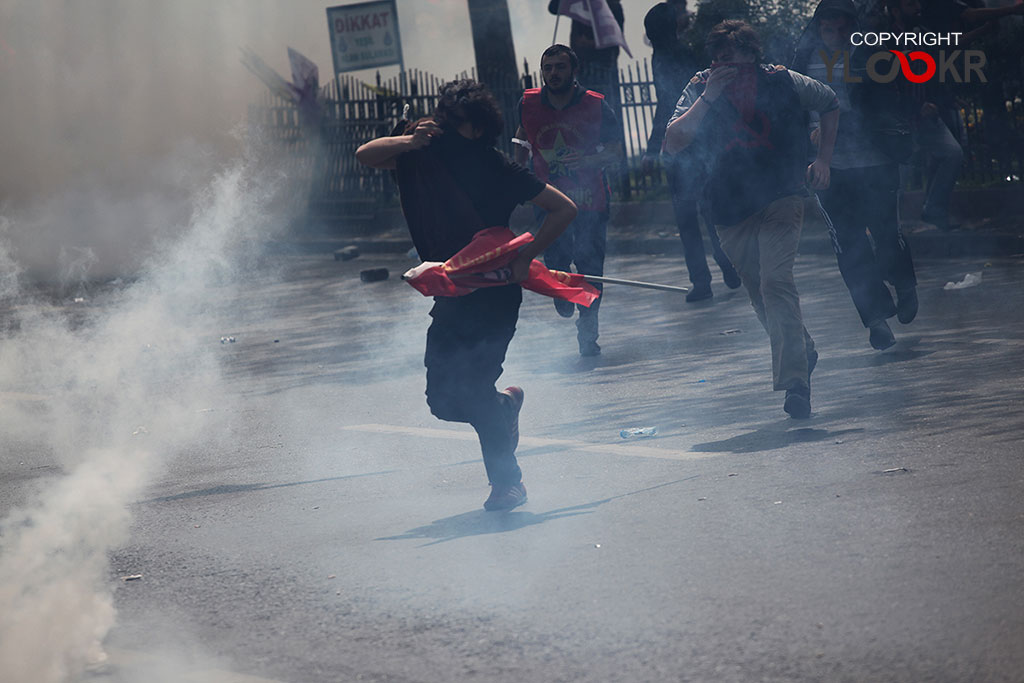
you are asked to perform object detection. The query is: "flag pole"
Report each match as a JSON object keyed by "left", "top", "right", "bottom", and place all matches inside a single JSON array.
[
  {"left": 581, "top": 274, "right": 690, "bottom": 293},
  {"left": 552, "top": 14, "right": 561, "bottom": 45}
]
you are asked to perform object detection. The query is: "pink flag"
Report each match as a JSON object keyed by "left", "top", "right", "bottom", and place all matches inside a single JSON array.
[
  {"left": 287, "top": 47, "right": 319, "bottom": 97},
  {"left": 555, "top": 0, "right": 632, "bottom": 58},
  {"left": 241, "top": 46, "right": 320, "bottom": 104}
]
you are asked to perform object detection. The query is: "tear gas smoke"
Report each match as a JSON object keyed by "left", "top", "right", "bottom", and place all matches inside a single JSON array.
[{"left": 0, "top": 149, "right": 287, "bottom": 682}]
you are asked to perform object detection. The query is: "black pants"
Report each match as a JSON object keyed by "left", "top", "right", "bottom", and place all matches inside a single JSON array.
[
  {"left": 424, "top": 286, "right": 522, "bottom": 487},
  {"left": 820, "top": 164, "right": 917, "bottom": 327},
  {"left": 668, "top": 162, "right": 736, "bottom": 287}
]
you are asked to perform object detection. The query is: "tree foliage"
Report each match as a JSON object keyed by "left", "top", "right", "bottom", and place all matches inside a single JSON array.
[{"left": 684, "top": 0, "right": 818, "bottom": 66}]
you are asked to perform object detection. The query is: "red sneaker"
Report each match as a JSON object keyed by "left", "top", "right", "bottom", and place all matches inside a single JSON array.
[
  {"left": 500, "top": 386, "right": 524, "bottom": 453},
  {"left": 483, "top": 482, "right": 527, "bottom": 511}
]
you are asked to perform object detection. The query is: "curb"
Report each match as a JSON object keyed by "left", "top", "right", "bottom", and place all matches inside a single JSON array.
[
  {"left": 280, "top": 191, "right": 1024, "bottom": 261},
  {"left": 275, "top": 225, "right": 1024, "bottom": 262}
]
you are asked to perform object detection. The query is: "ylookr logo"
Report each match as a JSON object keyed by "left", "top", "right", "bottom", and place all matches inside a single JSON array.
[
  {"left": 818, "top": 32, "right": 987, "bottom": 84},
  {"left": 818, "top": 48, "right": 987, "bottom": 84}
]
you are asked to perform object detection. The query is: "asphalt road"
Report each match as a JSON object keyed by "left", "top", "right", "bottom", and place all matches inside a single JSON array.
[{"left": 4, "top": 247, "right": 1024, "bottom": 683}]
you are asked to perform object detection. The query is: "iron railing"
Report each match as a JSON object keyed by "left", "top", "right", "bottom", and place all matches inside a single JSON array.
[{"left": 248, "top": 60, "right": 1024, "bottom": 221}]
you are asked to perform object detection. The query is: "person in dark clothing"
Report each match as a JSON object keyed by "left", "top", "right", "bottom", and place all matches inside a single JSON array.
[
  {"left": 882, "top": 0, "right": 964, "bottom": 231},
  {"left": 645, "top": 0, "right": 697, "bottom": 156},
  {"left": 547, "top": 0, "right": 625, "bottom": 113},
  {"left": 666, "top": 20, "right": 839, "bottom": 419},
  {"left": 922, "top": 0, "right": 1024, "bottom": 36},
  {"left": 792, "top": 0, "right": 919, "bottom": 349},
  {"left": 645, "top": 0, "right": 740, "bottom": 301},
  {"left": 355, "top": 79, "right": 577, "bottom": 511},
  {"left": 910, "top": 0, "right": 1024, "bottom": 229}
]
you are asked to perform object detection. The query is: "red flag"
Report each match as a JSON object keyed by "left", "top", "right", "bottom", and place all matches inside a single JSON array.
[
  {"left": 402, "top": 227, "right": 600, "bottom": 307},
  {"left": 554, "top": 0, "right": 632, "bottom": 58}
]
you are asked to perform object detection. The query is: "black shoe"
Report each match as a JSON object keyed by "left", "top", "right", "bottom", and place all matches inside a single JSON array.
[
  {"left": 868, "top": 320, "right": 896, "bottom": 350},
  {"left": 685, "top": 283, "right": 713, "bottom": 302},
  {"left": 896, "top": 287, "right": 918, "bottom": 324},
  {"left": 500, "top": 386, "right": 524, "bottom": 454},
  {"left": 783, "top": 386, "right": 811, "bottom": 419},
  {"left": 579, "top": 340, "right": 601, "bottom": 357},
  {"left": 722, "top": 267, "right": 742, "bottom": 290},
  {"left": 553, "top": 298, "right": 575, "bottom": 318},
  {"left": 483, "top": 482, "right": 527, "bottom": 511}
]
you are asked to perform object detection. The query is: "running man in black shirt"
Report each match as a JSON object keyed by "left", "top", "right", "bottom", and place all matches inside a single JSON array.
[{"left": 356, "top": 79, "right": 577, "bottom": 511}]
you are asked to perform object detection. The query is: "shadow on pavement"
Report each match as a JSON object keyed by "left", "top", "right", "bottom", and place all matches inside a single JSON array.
[
  {"left": 691, "top": 426, "right": 865, "bottom": 454},
  {"left": 825, "top": 337, "right": 935, "bottom": 370},
  {"left": 376, "top": 475, "right": 700, "bottom": 546},
  {"left": 143, "top": 469, "right": 397, "bottom": 503}
]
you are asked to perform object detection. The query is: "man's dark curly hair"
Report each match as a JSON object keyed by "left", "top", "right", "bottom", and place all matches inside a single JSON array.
[
  {"left": 705, "top": 20, "right": 763, "bottom": 61},
  {"left": 432, "top": 78, "right": 504, "bottom": 146},
  {"left": 541, "top": 44, "right": 579, "bottom": 71}
]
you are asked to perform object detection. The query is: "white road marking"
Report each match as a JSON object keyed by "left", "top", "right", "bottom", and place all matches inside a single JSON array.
[
  {"left": 342, "top": 423, "right": 715, "bottom": 462},
  {"left": 0, "top": 391, "right": 50, "bottom": 401}
]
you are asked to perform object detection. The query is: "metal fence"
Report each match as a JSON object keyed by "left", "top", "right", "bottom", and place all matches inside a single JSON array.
[
  {"left": 248, "top": 68, "right": 536, "bottom": 219},
  {"left": 248, "top": 60, "right": 1024, "bottom": 220}
]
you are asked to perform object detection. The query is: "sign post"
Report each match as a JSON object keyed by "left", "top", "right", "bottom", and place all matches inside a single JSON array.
[
  {"left": 466, "top": 0, "right": 517, "bottom": 91},
  {"left": 326, "top": 1, "right": 404, "bottom": 77}
]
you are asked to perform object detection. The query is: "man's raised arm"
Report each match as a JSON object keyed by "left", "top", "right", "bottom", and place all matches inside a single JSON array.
[
  {"left": 355, "top": 119, "right": 441, "bottom": 169},
  {"left": 664, "top": 66, "right": 737, "bottom": 154}
]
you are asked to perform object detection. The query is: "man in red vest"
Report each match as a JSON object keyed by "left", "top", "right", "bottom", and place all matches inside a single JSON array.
[{"left": 515, "top": 44, "right": 624, "bottom": 358}]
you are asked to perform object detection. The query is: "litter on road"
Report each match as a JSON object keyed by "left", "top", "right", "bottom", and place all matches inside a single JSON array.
[
  {"left": 944, "top": 272, "right": 983, "bottom": 290},
  {"left": 334, "top": 245, "right": 360, "bottom": 261},
  {"left": 620, "top": 426, "right": 658, "bottom": 439},
  {"left": 360, "top": 268, "right": 390, "bottom": 282}
]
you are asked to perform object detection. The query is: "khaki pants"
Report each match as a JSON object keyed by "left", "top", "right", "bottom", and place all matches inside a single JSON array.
[{"left": 717, "top": 194, "right": 815, "bottom": 392}]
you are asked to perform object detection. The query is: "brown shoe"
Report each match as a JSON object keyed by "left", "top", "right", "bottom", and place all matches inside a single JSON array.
[{"left": 483, "top": 482, "right": 528, "bottom": 511}]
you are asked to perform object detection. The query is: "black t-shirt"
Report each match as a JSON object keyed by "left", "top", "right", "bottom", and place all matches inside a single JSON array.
[{"left": 396, "top": 131, "right": 545, "bottom": 262}]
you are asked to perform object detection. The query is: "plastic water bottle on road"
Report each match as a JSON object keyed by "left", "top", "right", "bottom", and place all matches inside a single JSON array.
[{"left": 620, "top": 427, "right": 658, "bottom": 439}]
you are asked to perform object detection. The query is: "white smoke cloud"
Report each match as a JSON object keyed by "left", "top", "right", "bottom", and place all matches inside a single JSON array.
[{"left": 0, "top": 146, "right": 287, "bottom": 682}]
